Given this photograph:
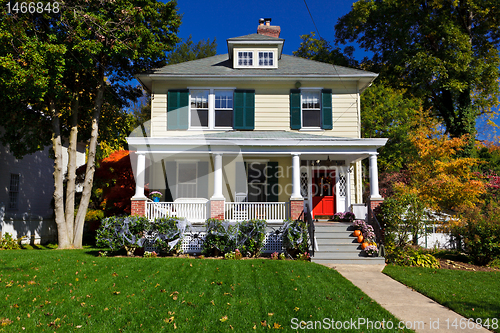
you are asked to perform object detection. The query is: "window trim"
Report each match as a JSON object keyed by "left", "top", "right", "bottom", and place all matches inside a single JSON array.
[{"left": 188, "top": 87, "right": 235, "bottom": 130}]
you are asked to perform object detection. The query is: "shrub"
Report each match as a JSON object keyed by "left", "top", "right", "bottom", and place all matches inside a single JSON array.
[
  {"left": 454, "top": 202, "right": 500, "bottom": 266},
  {"left": 236, "top": 219, "right": 266, "bottom": 257},
  {"left": 282, "top": 219, "right": 309, "bottom": 257},
  {"left": 386, "top": 245, "right": 440, "bottom": 268},
  {"left": 0, "top": 233, "right": 21, "bottom": 250},
  {"left": 202, "top": 219, "right": 236, "bottom": 256},
  {"left": 96, "top": 215, "right": 150, "bottom": 255},
  {"left": 152, "top": 217, "right": 189, "bottom": 255}
]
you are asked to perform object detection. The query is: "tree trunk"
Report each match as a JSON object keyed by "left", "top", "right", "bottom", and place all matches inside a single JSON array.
[
  {"left": 50, "top": 101, "right": 71, "bottom": 249},
  {"left": 65, "top": 95, "right": 79, "bottom": 244},
  {"left": 73, "top": 66, "right": 105, "bottom": 248}
]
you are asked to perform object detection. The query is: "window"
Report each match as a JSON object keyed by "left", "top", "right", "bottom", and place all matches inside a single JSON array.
[
  {"left": 290, "top": 89, "right": 333, "bottom": 130},
  {"left": 190, "top": 90, "right": 209, "bottom": 127},
  {"left": 258, "top": 51, "right": 274, "bottom": 66},
  {"left": 214, "top": 90, "right": 233, "bottom": 127},
  {"left": 238, "top": 51, "right": 253, "bottom": 66},
  {"left": 9, "top": 174, "right": 20, "bottom": 209},
  {"left": 189, "top": 89, "right": 234, "bottom": 129},
  {"left": 302, "top": 90, "right": 321, "bottom": 128},
  {"left": 177, "top": 163, "right": 197, "bottom": 198}
]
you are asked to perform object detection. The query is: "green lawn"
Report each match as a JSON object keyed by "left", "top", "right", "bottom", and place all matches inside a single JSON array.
[
  {"left": 384, "top": 264, "right": 500, "bottom": 333},
  {"left": 0, "top": 249, "right": 413, "bottom": 332}
]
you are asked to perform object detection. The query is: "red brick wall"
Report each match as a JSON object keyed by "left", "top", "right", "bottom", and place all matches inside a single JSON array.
[
  {"left": 131, "top": 199, "right": 146, "bottom": 216},
  {"left": 257, "top": 25, "right": 281, "bottom": 38},
  {"left": 290, "top": 199, "right": 304, "bottom": 220},
  {"left": 210, "top": 200, "right": 225, "bottom": 220},
  {"left": 369, "top": 198, "right": 384, "bottom": 211}
]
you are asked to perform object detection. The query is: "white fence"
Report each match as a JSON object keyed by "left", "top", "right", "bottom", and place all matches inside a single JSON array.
[
  {"left": 418, "top": 224, "right": 455, "bottom": 249},
  {"left": 146, "top": 201, "right": 207, "bottom": 222},
  {"left": 224, "top": 202, "right": 288, "bottom": 222}
]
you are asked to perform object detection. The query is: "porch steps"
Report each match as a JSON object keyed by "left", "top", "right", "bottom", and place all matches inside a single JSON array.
[{"left": 311, "top": 222, "right": 385, "bottom": 265}]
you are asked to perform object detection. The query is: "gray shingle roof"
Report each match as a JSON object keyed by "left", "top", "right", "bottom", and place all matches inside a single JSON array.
[
  {"left": 142, "top": 54, "right": 375, "bottom": 77},
  {"left": 227, "top": 33, "right": 284, "bottom": 42}
]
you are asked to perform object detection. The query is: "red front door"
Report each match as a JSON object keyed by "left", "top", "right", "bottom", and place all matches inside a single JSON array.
[{"left": 312, "top": 170, "right": 336, "bottom": 217}]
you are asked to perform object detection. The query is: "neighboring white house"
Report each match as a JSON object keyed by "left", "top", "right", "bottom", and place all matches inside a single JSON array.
[
  {"left": 0, "top": 140, "right": 86, "bottom": 244},
  {"left": 128, "top": 19, "right": 387, "bottom": 225}
]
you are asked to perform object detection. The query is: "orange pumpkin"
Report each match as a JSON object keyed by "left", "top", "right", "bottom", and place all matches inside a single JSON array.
[
  {"left": 353, "top": 230, "right": 361, "bottom": 237},
  {"left": 361, "top": 242, "right": 369, "bottom": 250},
  {"left": 357, "top": 235, "right": 364, "bottom": 243}
]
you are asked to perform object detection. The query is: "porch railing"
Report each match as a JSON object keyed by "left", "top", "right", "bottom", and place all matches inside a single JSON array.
[
  {"left": 146, "top": 201, "right": 207, "bottom": 222},
  {"left": 224, "top": 202, "right": 288, "bottom": 222}
]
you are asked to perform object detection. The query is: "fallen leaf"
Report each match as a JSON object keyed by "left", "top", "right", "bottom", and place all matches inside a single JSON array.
[
  {"left": 273, "top": 322, "right": 281, "bottom": 329},
  {"left": 164, "top": 316, "right": 174, "bottom": 323},
  {"left": 261, "top": 320, "right": 267, "bottom": 326},
  {"left": 220, "top": 315, "right": 228, "bottom": 322},
  {"left": 268, "top": 313, "right": 274, "bottom": 316}
]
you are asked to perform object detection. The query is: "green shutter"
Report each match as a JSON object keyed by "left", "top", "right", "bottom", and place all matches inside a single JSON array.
[
  {"left": 321, "top": 89, "right": 333, "bottom": 130},
  {"left": 234, "top": 90, "right": 255, "bottom": 130},
  {"left": 266, "top": 161, "right": 279, "bottom": 202},
  {"left": 167, "top": 89, "right": 189, "bottom": 130},
  {"left": 290, "top": 89, "right": 301, "bottom": 129}
]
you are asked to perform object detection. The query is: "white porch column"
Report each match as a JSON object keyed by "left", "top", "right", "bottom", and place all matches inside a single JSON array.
[
  {"left": 369, "top": 153, "right": 382, "bottom": 199},
  {"left": 345, "top": 165, "right": 352, "bottom": 212},
  {"left": 132, "top": 152, "right": 146, "bottom": 199},
  {"left": 211, "top": 153, "right": 224, "bottom": 200},
  {"left": 291, "top": 153, "right": 303, "bottom": 200}
]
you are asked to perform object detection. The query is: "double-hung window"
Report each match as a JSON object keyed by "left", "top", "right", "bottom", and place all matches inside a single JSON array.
[
  {"left": 301, "top": 90, "right": 321, "bottom": 128},
  {"left": 235, "top": 50, "right": 277, "bottom": 68},
  {"left": 189, "top": 89, "right": 234, "bottom": 129},
  {"left": 238, "top": 51, "right": 253, "bottom": 67},
  {"left": 258, "top": 51, "right": 274, "bottom": 67}
]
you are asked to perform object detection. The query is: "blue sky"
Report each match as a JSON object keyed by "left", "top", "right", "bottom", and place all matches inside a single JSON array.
[{"left": 170, "top": 0, "right": 499, "bottom": 142}]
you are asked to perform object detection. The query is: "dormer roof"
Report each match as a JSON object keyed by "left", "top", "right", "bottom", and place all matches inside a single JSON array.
[{"left": 227, "top": 33, "right": 284, "bottom": 60}]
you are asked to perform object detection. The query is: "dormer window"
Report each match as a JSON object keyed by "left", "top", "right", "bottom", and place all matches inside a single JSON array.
[
  {"left": 258, "top": 51, "right": 273, "bottom": 66},
  {"left": 234, "top": 50, "right": 277, "bottom": 69},
  {"left": 238, "top": 51, "right": 253, "bottom": 67}
]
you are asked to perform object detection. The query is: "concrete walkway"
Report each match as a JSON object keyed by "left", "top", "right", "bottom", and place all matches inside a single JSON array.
[{"left": 324, "top": 264, "right": 491, "bottom": 333}]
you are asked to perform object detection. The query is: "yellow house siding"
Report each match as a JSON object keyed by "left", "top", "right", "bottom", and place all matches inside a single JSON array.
[{"left": 149, "top": 80, "right": 361, "bottom": 138}]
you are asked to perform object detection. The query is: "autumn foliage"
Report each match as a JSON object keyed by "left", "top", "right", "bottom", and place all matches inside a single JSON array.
[
  {"left": 397, "top": 121, "right": 486, "bottom": 212},
  {"left": 78, "top": 150, "right": 137, "bottom": 217}
]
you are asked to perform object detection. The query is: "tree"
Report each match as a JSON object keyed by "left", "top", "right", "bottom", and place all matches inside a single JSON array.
[
  {"left": 335, "top": 0, "right": 500, "bottom": 156},
  {"left": 0, "top": 1, "right": 181, "bottom": 249},
  {"left": 360, "top": 82, "right": 422, "bottom": 172},
  {"left": 166, "top": 35, "right": 217, "bottom": 65},
  {"left": 293, "top": 33, "right": 359, "bottom": 68},
  {"left": 404, "top": 120, "right": 486, "bottom": 212}
]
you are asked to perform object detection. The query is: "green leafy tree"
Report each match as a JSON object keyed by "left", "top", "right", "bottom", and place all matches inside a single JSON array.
[
  {"left": 335, "top": 0, "right": 500, "bottom": 156},
  {"left": 361, "top": 82, "right": 422, "bottom": 172},
  {"left": 0, "top": 1, "right": 181, "bottom": 249},
  {"left": 166, "top": 35, "right": 217, "bottom": 65},
  {"left": 293, "top": 33, "right": 359, "bottom": 68}
]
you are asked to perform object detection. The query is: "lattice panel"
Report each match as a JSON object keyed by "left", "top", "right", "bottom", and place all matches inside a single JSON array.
[
  {"left": 181, "top": 233, "right": 206, "bottom": 254},
  {"left": 300, "top": 172, "right": 308, "bottom": 198},
  {"left": 144, "top": 231, "right": 284, "bottom": 254},
  {"left": 338, "top": 173, "right": 346, "bottom": 197},
  {"left": 262, "top": 232, "right": 283, "bottom": 253}
]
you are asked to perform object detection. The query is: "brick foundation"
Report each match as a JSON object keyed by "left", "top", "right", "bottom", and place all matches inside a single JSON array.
[
  {"left": 369, "top": 198, "right": 384, "bottom": 211},
  {"left": 210, "top": 199, "right": 225, "bottom": 220},
  {"left": 131, "top": 198, "right": 147, "bottom": 216},
  {"left": 290, "top": 199, "right": 304, "bottom": 220}
]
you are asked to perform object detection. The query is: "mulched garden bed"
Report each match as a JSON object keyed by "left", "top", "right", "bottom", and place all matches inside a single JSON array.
[{"left": 438, "top": 258, "right": 500, "bottom": 272}]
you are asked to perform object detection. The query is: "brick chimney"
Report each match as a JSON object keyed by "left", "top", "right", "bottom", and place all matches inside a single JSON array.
[{"left": 257, "top": 18, "right": 281, "bottom": 38}]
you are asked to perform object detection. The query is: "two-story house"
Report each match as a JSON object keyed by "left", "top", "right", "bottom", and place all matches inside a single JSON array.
[{"left": 128, "top": 19, "right": 386, "bottom": 232}]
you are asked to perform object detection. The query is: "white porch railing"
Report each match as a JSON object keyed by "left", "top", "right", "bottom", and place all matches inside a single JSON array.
[
  {"left": 225, "top": 202, "right": 288, "bottom": 222},
  {"left": 146, "top": 201, "right": 207, "bottom": 222}
]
